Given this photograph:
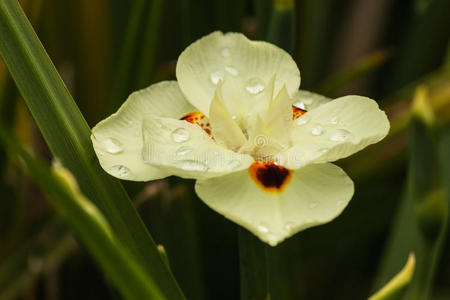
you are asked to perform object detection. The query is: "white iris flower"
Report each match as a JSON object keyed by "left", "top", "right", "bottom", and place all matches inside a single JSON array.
[{"left": 91, "top": 32, "right": 390, "bottom": 246}]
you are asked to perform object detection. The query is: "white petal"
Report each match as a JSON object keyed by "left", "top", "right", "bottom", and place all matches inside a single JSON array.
[
  {"left": 142, "top": 116, "right": 253, "bottom": 179},
  {"left": 291, "top": 90, "right": 331, "bottom": 111},
  {"left": 91, "top": 81, "right": 196, "bottom": 181},
  {"left": 279, "top": 95, "right": 390, "bottom": 169},
  {"left": 176, "top": 31, "right": 300, "bottom": 116},
  {"left": 209, "top": 83, "right": 247, "bottom": 151},
  {"left": 195, "top": 163, "right": 354, "bottom": 246}
]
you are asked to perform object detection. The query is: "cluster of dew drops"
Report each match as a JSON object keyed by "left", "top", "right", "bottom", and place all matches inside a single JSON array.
[{"left": 97, "top": 46, "right": 354, "bottom": 179}]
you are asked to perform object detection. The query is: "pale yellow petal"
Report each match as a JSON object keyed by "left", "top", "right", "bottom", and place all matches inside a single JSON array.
[
  {"left": 195, "top": 163, "right": 354, "bottom": 246},
  {"left": 142, "top": 116, "right": 253, "bottom": 179},
  {"left": 91, "top": 81, "right": 195, "bottom": 181},
  {"left": 176, "top": 31, "right": 300, "bottom": 117},
  {"left": 278, "top": 95, "right": 390, "bottom": 169}
]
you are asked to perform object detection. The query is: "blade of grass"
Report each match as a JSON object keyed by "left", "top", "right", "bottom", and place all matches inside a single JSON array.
[
  {"left": 0, "top": 125, "right": 165, "bottom": 300},
  {"left": 266, "top": 0, "right": 295, "bottom": 53},
  {"left": 110, "top": 0, "right": 147, "bottom": 111},
  {"left": 135, "top": 0, "right": 164, "bottom": 89},
  {"left": 382, "top": 0, "right": 450, "bottom": 94},
  {"left": 369, "top": 253, "right": 415, "bottom": 300},
  {"left": 317, "top": 49, "right": 392, "bottom": 95},
  {"left": 372, "top": 87, "right": 448, "bottom": 300},
  {"left": 0, "top": 1, "right": 185, "bottom": 298}
]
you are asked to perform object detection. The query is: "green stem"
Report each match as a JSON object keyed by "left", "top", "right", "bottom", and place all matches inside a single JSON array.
[{"left": 238, "top": 227, "right": 270, "bottom": 300}]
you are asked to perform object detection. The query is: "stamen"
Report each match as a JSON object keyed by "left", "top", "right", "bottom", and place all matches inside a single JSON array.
[
  {"left": 180, "top": 112, "right": 212, "bottom": 136},
  {"left": 248, "top": 161, "right": 292, "bottom": 193},
  {"left": 292, "top": 105, "right": 307, "bottom": 119}
]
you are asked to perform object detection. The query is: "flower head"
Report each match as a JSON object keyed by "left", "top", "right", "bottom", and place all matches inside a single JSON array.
[{"left": 91, "top": 32, "right": 389, "bottom": 246}]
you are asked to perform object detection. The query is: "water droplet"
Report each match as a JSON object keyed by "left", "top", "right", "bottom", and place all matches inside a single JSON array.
[
  {"left": 210, "top": 71, "right": 224, "bottom": 85},
  {"left": 283, "top": 222, "right": 295, "bottom": 232},
  {"left": 127, "top": 120, "right": 134, "bottom": 125},
  {"left": 225, "top": 66, "right": 239, "bottom": 76},
  {"left": 174, "top": 160, "right": 208, "bottom": 171},
  {"left": 309, "top": 201, "right": 318, "bottom": 209},
  {"left": 221, "top": 47, "right": 231, "bottom": 57},
  {"left": 295, "top": 115, "right": 310, "bottom": 125},
  {"left": 109, "top": 165, "right": 131, "bottom": 178},
  {"left": 227, "top": 159, "right": 241, "bottom": 170},
  {"left": 257, "top": 223, "right": 269, "bottom": 233},
  {"left": 302, "top": 97, "right": 313, "bottom": 105},
  {"left": 95, "top": 149, "right": 106, "bottom": 156},
  {"left": 102, "top": 138, "right": 124, "bottom": 154},
  {"left": 245, "top": 78, "right": 265, "bottom": 95},
  {"left": 231, "top": 115, "right": 237, "bottom": 120},
  {"left": 293, "top": 101, "right": 306, "bottom": 110},
  {"left": 330, "top": 116, "right": 339, "bottom": 125},
  {"left": 176, "top": 146, "right": 192, "bottom": 156},
  {"left": 311, "top": 125, "right": 324, "bottom": 136},
  {"left": 171, "top": 128, "right": 190, "bottom": 142},
  {"left": 329, "top": 129, "right": 352, "bottom": 142}
]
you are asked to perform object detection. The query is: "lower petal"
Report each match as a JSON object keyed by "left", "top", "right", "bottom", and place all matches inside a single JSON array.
[{"left": 195, "top": 163, "right": 354, "bottom": 246}]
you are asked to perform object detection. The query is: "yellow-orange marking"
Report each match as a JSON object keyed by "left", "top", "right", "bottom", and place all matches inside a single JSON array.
[
  {"left": 248, "top": 161, "right": 292, "bottom": 193},
  {"left": 292, "top": 105, "right": 307, "bottom": 119},
  {"left": 180, "top": 112, "right": 212, "bottom": 136}
]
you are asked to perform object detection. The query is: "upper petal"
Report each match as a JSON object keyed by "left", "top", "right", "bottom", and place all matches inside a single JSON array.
[
  {"left": 195, "top": 163, "right": 354, "bottom": 246},
  {"left": 176, "top": 31, "right": 300, "bottom": 117},
  {"left": 278, "top": 95, "right": 390, "bottom": 169},
  {"left": 142, "top": 116, "right": 254, "bottom": 179},
  {"left": 91, "top": 81, "right": 196, "bottom": 181},
  {"left": 209, "top": 83, "right": 247, "bottom": 151}
]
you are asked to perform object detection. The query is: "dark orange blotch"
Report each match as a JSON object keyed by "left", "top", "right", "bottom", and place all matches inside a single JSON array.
[
  {"left": 249, "top": 161, "right": 292, "bottom": 193},
  {"left": 180, "top": 112, "right": 212, "bottom": 136},
  {"left": 180, "top": 112, "right": 206, "bottom": 123},
  {"left": 292, "top": 105, "right": 307, "bottom": 119}
]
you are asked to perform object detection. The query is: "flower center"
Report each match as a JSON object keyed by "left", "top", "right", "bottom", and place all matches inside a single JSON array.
[
  {"left": 248, "top": 161, "right": 292, "bottom": 193},
  {"left": 180, "top": 112, "right": 212, "bottom": 135}
]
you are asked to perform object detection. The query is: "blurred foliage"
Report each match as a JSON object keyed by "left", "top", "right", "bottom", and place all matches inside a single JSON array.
[{"left": 0, "top": 0, "right": 449, "bottom": 299}]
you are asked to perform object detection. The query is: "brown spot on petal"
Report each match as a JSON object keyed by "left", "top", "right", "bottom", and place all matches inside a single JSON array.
[
  {"left": 292, "top": 105, "right": 307, "bottom": 119},
  {"left": 249, "top": 161, "right": 292, "bottom": 193},
  {"left": 180, "top": 112, "right": 212, "bottom": 136}
]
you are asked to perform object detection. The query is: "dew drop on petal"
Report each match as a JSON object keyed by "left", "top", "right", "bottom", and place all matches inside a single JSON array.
[
  {"left": 283, "top": 222, "right": 295, "bottom": 232},
  {"left": 171, "top": 128, "right": 190, "bottom": 143},
  {"left": 257, "top": 222, "right": 269, "bottom": 233},
  {"left": 210, "top": 71, "right": 224, "bottom": 85},
  {"left": 176, "top": 146, "right": 193, "bottom": 156},
  {"left": 311, "top": 125, "right": 324, "bottom": 136},
  {"left": 329, "top": 129, "right": 352, "bottom": 142},
  {"left": 302, "top": 97, "right": 313, "bottom": 105},
  {"left": 295, "top": 115, "right": 310, "bottom": 126},
  {"left": 308, "top": 201, "right": 318, "bottom": 209},
  {"left": 225, "top": 66, "right": 239, "bottom": 76},
  {"left": 293, "top": 101, "right": 306, "bottom": 110},
  {"left": 102, "top": 138, "right": 124, "bottom": 154},
  {"left": 227, "top": 159, "right": 241, "bottom": 170},
  {"left": 175, "top": 160, "right": 208, "bottom": 171},
  {"left": 95, "top": 149, "right": 106, "bottom": 156},
  {"left": 330, "top": 116, "right": 339, "bottom": 125},
  {"left": 221, "top": 47, "right": 231, "bottom": 57},
  {"left": 245, "top": 78, "right": 265, "bottom": 95},
  {"left": 109, "top": 165, "right": 131, "bottom": 178}
]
